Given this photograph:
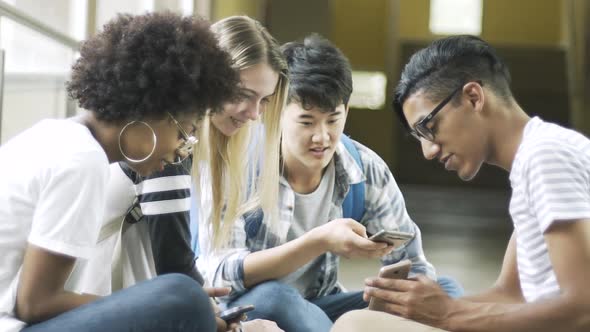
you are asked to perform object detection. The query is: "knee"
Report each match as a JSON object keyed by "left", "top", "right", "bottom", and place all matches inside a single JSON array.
[
  {"left": 245, "top": 281, "right": 303, "bottom": 314},
  {"left": 153, "top": 273, "right": 214, "bottom": 318}
]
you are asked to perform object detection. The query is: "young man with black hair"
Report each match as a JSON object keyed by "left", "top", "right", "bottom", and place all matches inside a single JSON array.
[
  {"left": 332, "top": 35, "right": 590, "bottom": 332},
  {"left": 198, "top": 34, "right": 462, "bottom": 332}
]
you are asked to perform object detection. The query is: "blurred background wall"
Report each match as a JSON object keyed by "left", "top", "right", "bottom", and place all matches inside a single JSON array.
[
  {"left": 0, "top": 0, "right": 587, "bottom": 292},
  {"left": 1, "top": 0, "right": 588, "bottom": 185}
]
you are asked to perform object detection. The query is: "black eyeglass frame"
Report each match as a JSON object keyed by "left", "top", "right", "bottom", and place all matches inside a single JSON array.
[
  {"left": 409, "top": 80, "right": 482, "bottom": 142},
  {"left": 167, "top": 112, "right": 198, "bottom": 164}
]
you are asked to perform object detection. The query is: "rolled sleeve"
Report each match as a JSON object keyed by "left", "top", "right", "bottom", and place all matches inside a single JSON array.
[
  {"left": 359, "top": 145, "right": 436, "bottom": 280},
  {"left": 198, "top": 214, "right": 254, "bottom": 302},
  {"left": 215, "top": 250, "right": 251, "bottom": 298}
]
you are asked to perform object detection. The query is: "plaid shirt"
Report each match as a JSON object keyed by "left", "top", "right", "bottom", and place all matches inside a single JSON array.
[{"left": 197, "top": 139, "right": 435, "bottom": 301}]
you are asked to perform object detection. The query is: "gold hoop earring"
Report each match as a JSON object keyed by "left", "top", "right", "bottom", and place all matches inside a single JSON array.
[{"left": 118, "top": 121, "right": 157, "bottom": 163}]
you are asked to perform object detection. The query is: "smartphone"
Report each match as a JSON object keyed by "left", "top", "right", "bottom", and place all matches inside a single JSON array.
[
  {"left": 368, "top": 229, "right": 414, "bottom": 247},
  {"left": 368, "top": 259, "right": 412, "bottom": 312},
  {"left": 218, "top": 304, "right": 255, "bottom": 322}
]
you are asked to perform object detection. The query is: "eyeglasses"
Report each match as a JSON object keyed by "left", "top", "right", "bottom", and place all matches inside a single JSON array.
[
  {"left": 168, "top": 112, "right": 198, "bottom": 164},
  {"left": 409, "top": 81, "right": 482, "bottom": 142},
  {"left": 409, "top": 85, "right": 462, "bottom": 142}
]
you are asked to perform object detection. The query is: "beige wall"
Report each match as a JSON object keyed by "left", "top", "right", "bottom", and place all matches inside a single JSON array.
[
  {"left": 331, "top": 0, "right": 396, "bottom": 167},
  {"left": 398, "top": 0, "right": 565, "bottom": 46},
  {"left": 211, "top": 0, "right": 265, "bottom": 21},
  {"left": 211, "top": 0, "right": 579, "bottom": 187}
]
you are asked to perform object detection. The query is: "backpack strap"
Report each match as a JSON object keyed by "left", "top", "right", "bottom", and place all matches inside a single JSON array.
[{"left": 340, "top": 135, "right": 366, "bottom": 221}]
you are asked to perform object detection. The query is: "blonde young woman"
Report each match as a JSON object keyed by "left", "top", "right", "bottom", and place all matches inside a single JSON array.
[
  {"left": 140, "top": 15, "right": 287, "bottom": 282},
  {"left": 65, "top": 15, "right": 288, "bottom": 332},
  {"left": 148, "top": 16, "right": 288, "bottom": 332}
]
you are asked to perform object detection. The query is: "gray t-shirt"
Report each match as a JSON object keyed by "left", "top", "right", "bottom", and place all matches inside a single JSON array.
[{"left": 281, "top": 161, "right": 335, "bottom": 297}]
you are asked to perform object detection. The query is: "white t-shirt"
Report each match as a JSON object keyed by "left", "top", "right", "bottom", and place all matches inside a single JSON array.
[
  {"left": 0, "top": 119, "right": 109, "bottom": 332},
  {"left": 282, "top": 161, "right": 335, "bottom": 297},
  {"left": 65, "top": 163, "right": 138, "bottom": 296},
  {"left": 66, "top": 161, "right": 190, "bottom": 296},
  {"left": 509, "top": 117, "right": 590, "bottom": 302}
]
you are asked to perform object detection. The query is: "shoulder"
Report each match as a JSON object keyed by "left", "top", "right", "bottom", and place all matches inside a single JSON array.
[
  {"left": 340, "top": 137, "right": 394, "bottom": 186},
  {"left": 339, "top": 137, "right": 388, "bottom": 169},
  {"left": 517, "top": 120, "right": 590, "bottom": 167}
]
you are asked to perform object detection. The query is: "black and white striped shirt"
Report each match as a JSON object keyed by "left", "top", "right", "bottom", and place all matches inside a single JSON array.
[
  {"left": 119, "top": 160, "right": 196, "bottom": 276},
  {"left": 509, "top": 117, "right": 590, "bottom": 302}
]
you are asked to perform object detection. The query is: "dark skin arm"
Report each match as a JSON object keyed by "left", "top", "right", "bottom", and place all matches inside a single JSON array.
[
  {"left": 16, "top": 244, "right": 240, "bottom": 332},
  {"left": 15, "top": 244, "right": 97, "bottom": 323},
  {"left": 364, "top": 221, "right": 590, "bottom": 332}
]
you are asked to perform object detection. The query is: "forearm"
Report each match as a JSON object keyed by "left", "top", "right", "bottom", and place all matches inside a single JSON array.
[
  {"left": 16, "top": 291, "right": 98, "bottom": 324},
  {"left": 462, "top": 285, "right": 524, "bottom": 304},
  {"left": 243, "top": 229, "right": 325, "bottom": 288},
  {"left": 446, "top": 295, "right": 590, "bottom": 332}
]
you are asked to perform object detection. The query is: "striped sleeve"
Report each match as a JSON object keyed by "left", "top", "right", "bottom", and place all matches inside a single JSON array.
[{"left": 523, "top": 141, "right": 590, "bottom": 232}]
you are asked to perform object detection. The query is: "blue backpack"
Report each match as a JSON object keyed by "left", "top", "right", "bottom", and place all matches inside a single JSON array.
[
  {"left": 190, "top": 135, "right": 366, "bottom": 256},
  {"left": 340, "top": 135, "right": 366, "bottom": 222}
]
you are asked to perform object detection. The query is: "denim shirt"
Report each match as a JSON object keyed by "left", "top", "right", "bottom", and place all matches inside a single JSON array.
[{"left": 197, "top": 139, "right": 436, "bottom": 301}]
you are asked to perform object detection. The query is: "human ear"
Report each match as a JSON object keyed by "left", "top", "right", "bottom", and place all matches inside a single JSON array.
[{"left": 464, "top": 81, "right": 485, "bottom": 112}]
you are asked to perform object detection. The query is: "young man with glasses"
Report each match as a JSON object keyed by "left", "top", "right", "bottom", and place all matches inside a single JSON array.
[{"left": 332, "top": 35, "right": 590, "bottom": 332}]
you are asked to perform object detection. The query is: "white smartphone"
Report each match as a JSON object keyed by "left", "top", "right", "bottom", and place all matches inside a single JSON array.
[
  {"left": 368, "top": 229, "right": 414, "bottom": 247},
  {"left": 368, "top": 259, "right": 412, "bottom": 312}
]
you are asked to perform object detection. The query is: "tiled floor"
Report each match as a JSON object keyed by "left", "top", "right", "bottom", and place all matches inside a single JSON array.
[{"left": 339, "top": 184, "right": 513, "bottom": 295}]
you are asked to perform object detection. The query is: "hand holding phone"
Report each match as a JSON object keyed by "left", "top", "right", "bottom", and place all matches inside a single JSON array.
[
  {"left": 368, "top": 259, "right": 412, "bottom": 312},
  {"left": 218, "top": 304, "right": 255, "bottom": 322},
  {"left": 368, "top": 230, "right": 414, "bottom": 248}
]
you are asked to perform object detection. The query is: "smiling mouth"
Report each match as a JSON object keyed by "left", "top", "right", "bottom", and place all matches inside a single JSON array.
[
  {"left": 439, "top": 154, "right": 452, "bottom": 164},
  {"left": 310, "top": 147, "right": 329, "bottom": 153},
  {"left": 440, "top": 154, "right": 454, "bottom": 170},
  {"left": 231, "top": 116, "right": 246, "bottom": 128}
]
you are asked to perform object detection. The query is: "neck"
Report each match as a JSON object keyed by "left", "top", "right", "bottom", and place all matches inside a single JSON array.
[
  {"left": 71, "top": 111, "right": 124, "bottom": 163},
  {"left": 486, "top": 102, "right": 530, "bottom": 172},
  {"left": 281, "top": 152, "right": 326, "bottom": 195}
]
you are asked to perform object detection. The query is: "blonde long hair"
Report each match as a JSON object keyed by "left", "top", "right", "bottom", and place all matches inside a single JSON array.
[{"left": 193, "top": 16, "right": 288, "bottom": 249}]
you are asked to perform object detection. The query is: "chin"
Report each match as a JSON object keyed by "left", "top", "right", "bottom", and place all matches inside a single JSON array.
[
  {"left": 222, "top": 124, "right": 239, "bottom": 137},
  {"left": 457, "top": 164, "right": 481, "bottom": 182}
]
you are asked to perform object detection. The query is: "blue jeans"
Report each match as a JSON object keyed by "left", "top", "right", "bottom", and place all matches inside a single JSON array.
[
  {"left": 437, "top": 275, "right": 464, "bottom": 298},
  {"left": 226, "top": 276, "right": 464, "bottom": 332},
  {"left": 22, "top": 274, "right": 216, "bottom": 332},
  {"left": 225, "top": 281, "right": 367, "bottom": 332}
]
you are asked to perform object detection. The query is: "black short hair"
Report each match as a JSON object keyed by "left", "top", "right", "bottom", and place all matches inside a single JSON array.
[
  {"left": 67, "top": 12, "right": 239, "bottom": 122},
  {"left": 281, "top": 34, "right": 352, "bottom": 111},
  {"left": 393, "top": 35, "right": 512, "bottom": 130}
]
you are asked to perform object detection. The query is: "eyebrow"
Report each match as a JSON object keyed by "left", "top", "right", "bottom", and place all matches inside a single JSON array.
[
  {"left": 239, "top": 88, "right": 262, "bottom": 99},
  {"left": 298, "top": 114, "right": 314, "bottom": 119},
  {"left": 241, "top": 87, "right": 276, "bottom": 99},
  {"left": 298, "top": 111, "right": 342, "bottom": 119}
]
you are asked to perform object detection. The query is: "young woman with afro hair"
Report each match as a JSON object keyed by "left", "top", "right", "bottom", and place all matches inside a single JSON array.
[{"left": 0, "top": 11, "right": 240, "bottom": 332}]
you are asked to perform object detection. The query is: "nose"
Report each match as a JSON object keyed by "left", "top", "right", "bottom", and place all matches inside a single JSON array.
[
  {"left": 244, "top": 102, "right": 261, "bottom": 121},
  {"left": 311, "top": 124, "right": 329, "bottom": 144},
  {"left": 421, "top": 139, "right": 441, "bottom": 160}
]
